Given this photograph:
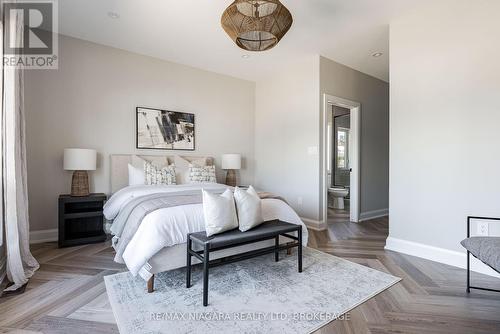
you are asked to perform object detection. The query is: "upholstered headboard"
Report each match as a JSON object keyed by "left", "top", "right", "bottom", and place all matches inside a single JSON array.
[{"left": 110, "top": 154, "right": 214, "bottom": 193}]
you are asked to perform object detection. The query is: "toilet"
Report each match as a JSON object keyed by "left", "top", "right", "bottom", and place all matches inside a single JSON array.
[{"left": 328, "top": 187, "right": 349, "bottom": 210}]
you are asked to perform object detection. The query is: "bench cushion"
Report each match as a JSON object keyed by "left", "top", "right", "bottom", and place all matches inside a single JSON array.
[
  {"left": 461, "top": 237, "right": 500, "bottom": 273},
  {"left": 190, "top": 220, "right": 300, "bottom": 249}
]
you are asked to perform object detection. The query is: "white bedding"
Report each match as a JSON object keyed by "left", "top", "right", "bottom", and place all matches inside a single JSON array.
[
  {"left": 103, "top": 183, "right": 228, "bottom": 220},
  {"left": 104, "top": 183, "right": 308, "bottom": 279}
]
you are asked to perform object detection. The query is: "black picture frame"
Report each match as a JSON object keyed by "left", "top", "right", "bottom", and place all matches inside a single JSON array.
[{"left": 136, "top": 106, "right": 195, "bottom": 151}]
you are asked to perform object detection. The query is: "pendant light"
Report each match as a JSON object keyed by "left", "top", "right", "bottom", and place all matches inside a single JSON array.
[{"left": 221, "top": 0, "right": 293, "bottom": 51}]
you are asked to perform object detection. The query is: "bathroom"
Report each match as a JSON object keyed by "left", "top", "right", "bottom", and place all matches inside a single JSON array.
[{"left": 327, "top": 105, "right": 351, "bottom": 222}]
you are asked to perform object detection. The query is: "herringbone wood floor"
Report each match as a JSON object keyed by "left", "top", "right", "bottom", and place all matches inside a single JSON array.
[{"left": 1, "top": 217, "right": 499, "bottom": 333}]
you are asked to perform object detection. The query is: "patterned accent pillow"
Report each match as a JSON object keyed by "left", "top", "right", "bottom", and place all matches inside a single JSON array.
[
  {"left": 173, "top": 155, "right": 207, "bottom": 184},
  {"left": 188, "top": 164, "right": 217, "bottom": 183},
  {"left": 144, "top": 161, "right": 176, "bottom": 185}
]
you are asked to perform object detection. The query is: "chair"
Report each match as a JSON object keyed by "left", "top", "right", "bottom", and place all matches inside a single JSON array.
[{"left": 460, "top": 216, "right": 500, "bottom": 293}]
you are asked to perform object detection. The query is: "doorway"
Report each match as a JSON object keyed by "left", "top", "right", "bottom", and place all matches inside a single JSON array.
[{"left": 322, "top": 94, "right": 360, "bottom": 223}]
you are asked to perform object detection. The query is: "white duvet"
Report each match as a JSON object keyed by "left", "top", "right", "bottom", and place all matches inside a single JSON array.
[{"left": 104, "top": 183, "right": 308, "bottom": 278}]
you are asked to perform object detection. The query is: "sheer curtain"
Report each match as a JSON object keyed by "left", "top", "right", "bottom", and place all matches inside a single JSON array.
[{"left": 1, "top": 0, "right": 40, "bottom": 291}]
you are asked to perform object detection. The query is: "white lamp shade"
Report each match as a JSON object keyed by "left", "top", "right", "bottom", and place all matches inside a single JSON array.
[
  {"left": 63, "top": 148, "right": 97, "bottom": 171},
  {"left": 221, "top": 154, "right": 241, "bottom": 170}
]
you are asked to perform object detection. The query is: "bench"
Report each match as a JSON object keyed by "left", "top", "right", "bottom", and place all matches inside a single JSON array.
[{"left": 186, "top": 220, "right": 302, "bottom": 306}]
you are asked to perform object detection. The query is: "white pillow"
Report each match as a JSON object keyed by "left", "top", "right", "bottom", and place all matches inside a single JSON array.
[
  {"left": 234, "top": 186, "right": 264, "bottom": 232},
  {"left": 128, "top": 163, "right": 145, "bottom": 186},
  {"left": 189, "top": 164, "right": 217, "bottom": 183},
  {"left": 203, "top": 189, "right": 239, "bottom": 237},
  {"left": 129, "top": 155, "right": 170, "bottom": 186},
  {"left": 174, "top": 155, "right": 207, "bottom": 184}
]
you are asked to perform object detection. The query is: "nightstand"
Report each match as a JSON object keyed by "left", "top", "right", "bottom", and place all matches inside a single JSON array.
[{"left": 58, "top": 193, "right": 107, "bottom": 248}]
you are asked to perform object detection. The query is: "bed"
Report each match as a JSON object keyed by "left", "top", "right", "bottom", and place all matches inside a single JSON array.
[{"left": 104, "top": 154, "right": 308, "bottom": 292}]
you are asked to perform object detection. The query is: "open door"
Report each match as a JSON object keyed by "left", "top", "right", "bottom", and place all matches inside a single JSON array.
[{"left": 322, "top": 94, "right": 361, "bottom": 223}]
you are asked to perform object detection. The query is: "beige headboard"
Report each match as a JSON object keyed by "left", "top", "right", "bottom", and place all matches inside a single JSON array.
[{"left": 110, "top": 154, "right": 214, "bottom": 193}]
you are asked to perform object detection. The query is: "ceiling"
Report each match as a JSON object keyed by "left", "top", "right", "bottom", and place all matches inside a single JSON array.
[{"left": 58, "top": 0, "right": 429, "bottom": 82}]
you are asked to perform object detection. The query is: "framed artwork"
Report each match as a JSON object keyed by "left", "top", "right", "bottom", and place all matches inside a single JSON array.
[{"left": 136, "top": 107, "right": 195, "bottom": 151}]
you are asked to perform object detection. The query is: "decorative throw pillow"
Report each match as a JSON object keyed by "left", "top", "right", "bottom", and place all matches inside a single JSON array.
[
  {"left": 144, "top": 161, "right": 176, "bottom": 185},
  {"left": 234, "top": 186, "right": 264, "bottom": 232},
  {"left": 203, "top": 189, "right": 239, "bottom": 237},
  {"left": 128, "top": 163, "right": 145, "bottom": 186},
  {"left": 173, "top": 155, "right": 207, "bottom": 184},
  {"left": 188, "top": 164, "right": 217, "bottom": 183}
]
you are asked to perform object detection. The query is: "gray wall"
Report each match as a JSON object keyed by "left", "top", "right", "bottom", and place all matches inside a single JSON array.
[
  {"left": 25, "top": 35, "right": 256, "bottom": 232},
  {"left": 389, "top": 1, "right": 500, "bottom": 253},
  {"left": 333, "top": 106, "right": 350, "bottom": 117},
  {"left": 320, "top": 56, "right": 389, "bottom": 218}
]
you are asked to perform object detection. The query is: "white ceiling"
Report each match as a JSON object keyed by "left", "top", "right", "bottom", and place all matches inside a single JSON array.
[{"left": 58, "top": 0, "right": 429, "bottom": 82}]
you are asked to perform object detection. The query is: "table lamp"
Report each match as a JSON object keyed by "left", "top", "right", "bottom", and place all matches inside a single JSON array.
[
  {"left": 221, "top": 154, "right": 241, "bottom": 187},
  {"left": 63, "top": 148, "right": 97, "bottom": 196}
]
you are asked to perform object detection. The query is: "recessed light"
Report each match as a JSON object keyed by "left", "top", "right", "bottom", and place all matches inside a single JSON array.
[
  {"left": 372, "top": 52, "right": 383, "bottom": 58},
  {"left": 108, "top": 11, "right": 120, "bottom": 19},
  {"left": 241, "top": 54, "right": 250, "bottom": 59}
]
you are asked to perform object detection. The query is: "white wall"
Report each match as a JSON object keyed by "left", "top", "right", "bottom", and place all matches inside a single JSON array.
[
  {"left": 320, "top": 57, "right": 389, "bottom": 219},
  {"left": 254, "top": 56, "right": 321, "bottom": 220},
  {"left": 389, "top": 1, "right": 500, "bottom": 266},
  {"left": 25, "top": 35, "right": 256, "bottom": 231}
]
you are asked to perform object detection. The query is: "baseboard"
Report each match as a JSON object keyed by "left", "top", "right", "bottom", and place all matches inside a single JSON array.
[
  {"left": 359, "top": 208, "right": 389, "bottom": 222},
  {"left": 301, "top": 217, "right": 327, "bottom": 231},
  {"left": 30, "top": 229, "right": 58, "bottom": 244},
  {"left": 385, "top": 236, "right": 500, "bottom": 278}
]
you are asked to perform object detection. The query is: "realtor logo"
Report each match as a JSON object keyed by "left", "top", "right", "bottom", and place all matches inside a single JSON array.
[{"left": 3, "top": 0, "right": 58, "bottom": 69}]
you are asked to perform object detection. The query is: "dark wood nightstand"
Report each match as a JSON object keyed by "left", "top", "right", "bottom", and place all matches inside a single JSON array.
[{"left": 58, "top": 193, "right": 107, "bottom": 248}]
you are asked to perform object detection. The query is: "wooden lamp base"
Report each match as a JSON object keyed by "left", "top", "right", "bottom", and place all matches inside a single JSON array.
[
  {"left": 71, "top": 170, "right": 90, "bottom": 197},
  {"left": 225, "top": 169, "right": 237, "bottom": 187}
]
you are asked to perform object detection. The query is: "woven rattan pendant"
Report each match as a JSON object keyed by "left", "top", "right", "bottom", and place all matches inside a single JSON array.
[{"left": 221, "top": 0, "right": 293, "bottom": 51}]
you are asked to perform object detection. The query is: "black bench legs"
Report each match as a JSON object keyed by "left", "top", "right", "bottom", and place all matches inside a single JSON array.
[
  {"left": 274, "top": 229, "right": 302, "bottom": 271},
  {"left": 275, "top": 236, "right": 279, "bottom": 262},
  {"left": 186, "top": 237, "right": 210, "bottom": 306},
  {"left": 203, "top": 243, "right": 209, "bottom": 306},
  {"left": 298, "top": 225, "right": 303, "bottom": 273},
  {"left": 186, "top": 221, "right": 303, "bottom": 307},
  {"left": 186, "top": 236, "right": 192, "bottom": 289}
]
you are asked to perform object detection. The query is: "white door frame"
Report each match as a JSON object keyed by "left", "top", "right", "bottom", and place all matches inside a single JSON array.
[{"left": 322, "top": 94, "right": 361, "bottom": 223}]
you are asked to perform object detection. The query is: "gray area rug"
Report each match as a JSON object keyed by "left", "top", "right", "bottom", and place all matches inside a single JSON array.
[{"left": 105, "top": 247, "right": 400, "bottom": 334}]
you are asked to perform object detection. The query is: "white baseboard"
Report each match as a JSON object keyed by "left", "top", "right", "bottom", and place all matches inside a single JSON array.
[
  {"left": 30, "top": 229, "right": 58, "bottom": 244},
  {"left": 301, "top": 217, "right": 327, "bottom": 231},
  {"left": 359, "top": 208, "right": 389, "bottom": 222},
  {"left": 385, "top": 236, "right": 500, "bottom": 278}
]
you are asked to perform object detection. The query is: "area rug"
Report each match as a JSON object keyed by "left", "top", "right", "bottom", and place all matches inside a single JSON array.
[{"left": 105, "top": 247, "right": 400, "bottom": 334}]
